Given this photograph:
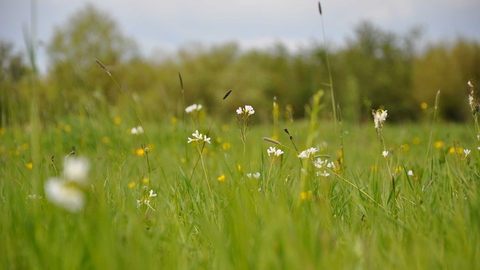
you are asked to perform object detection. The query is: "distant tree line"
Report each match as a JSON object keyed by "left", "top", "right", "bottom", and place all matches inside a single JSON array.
[{"left": 1, "top": 4, "right": 479, "bottom": 126}]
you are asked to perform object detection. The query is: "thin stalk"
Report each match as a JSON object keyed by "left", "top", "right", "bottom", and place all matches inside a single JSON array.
[{"left": 318, "top": 2, "right": 337, "bottom": 126}]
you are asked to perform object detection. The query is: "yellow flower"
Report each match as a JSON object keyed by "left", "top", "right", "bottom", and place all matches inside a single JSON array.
[
  {"left": 237, "top": 164, "right": 242, "bottom": 172},
  {"left": 26, "top": 162, "right": 33, "bottom": 170},
  {"left": 371, "top": 165, "right": 379, "bottom": 171},
  {"left": 64, "top": 125, "right": 72, "bottom": 132},
  {"left": 136, "top": 148, "right": 145, "bottom": 156},
  {"left": 394, "top": 166, "right": 402, "bottom": 174},
  {"left": 434, "top": 141, "right": 443, "bottom": 149},
  {"left": 0, "top": 128, "right": 6, "bottom": 136},
  {"left": 402, "top": 143, "right": 410, "bottom": 151},
  {"left": 301, "top": 190, "right": 313, "bottom": 201},
  {"left": 420, "top": 102, "right": 428, "bottom": 109},
  {"left": 456, "top": 147, "right": 464, "bottom": 155},
  {"left": 102, "top": 136, "right": 110, "bottom": 144},
  {"left": 181, "top": 158, "right": 186, "bottom": 164},
  {"left": 221, "top": 125, "right": 229, "bottom": 132},
  {"left": 222, "top": 142, "right": 231, "bottom": 150},
  {"left": 128, "top": 182, "right": 136, "bottom": 189},
  {"left": 412, "top": 137, "right": 420, "bottom": 145},
  {"left": 171, "top": 117, "right": 178, "bottom": 125},
  {"left": 22, "top": 143, "right": 29, "bottom": 150},
  {"left": 448, "top": 147, "right": 456, "bottom": 154},
  {"left": 114, "top": 117, "right": 122, "bottom": 125},
  {"left": 142, "top": 178, "right": 149, "bottom": 184},
  {"left": 217, "top": 174, "right": 226, "bottom": 182}
]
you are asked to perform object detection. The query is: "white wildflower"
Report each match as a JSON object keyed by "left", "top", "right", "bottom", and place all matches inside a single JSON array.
[
  {"left": 63, "top": 156, "right": 90, "bottom": 185},
  {"left": 236, "top": 105, "right": 255, "bottom": 116},
  {"left": 298, "top": 147, "right": 318, "bottom": 159},
  {"left": 149, "top": 189, "right": 157, "bottom": 197},
  {"left": 382, "top": 151, "right": 389, "bottom": 157},
  {"left": 131, "top": 126, "right": 144, "bottom": 135},
  {"left": 185, "top": 104, "right": 202, "bottom": 114},
  {"left": 44, "top": 178, "right": 85, "bottom": 212},
  {"left": 187, "top": 130, "right": 211, "bottom": 144},
  {"left": 317, "top": 170, "right": 330, "bottom": 177},
  {"left": 372, "top": 109, "right": 388, "bottom": 131},
  {"left": 267, "top": 146, "right": 283, "bottom": 157},
  {"left": 407, "top": 170, "right": 414, "bottom": 176},
  {"left": 464, "top": 149, "right": 471, "bottom": 156},
  {"left": 247, "top": 172, "right": 261, "bottom": 179}
]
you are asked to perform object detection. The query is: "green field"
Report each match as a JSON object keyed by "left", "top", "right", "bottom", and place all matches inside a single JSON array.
[{"left": 1, "top": 93, "right": 479, "bottom": 269}]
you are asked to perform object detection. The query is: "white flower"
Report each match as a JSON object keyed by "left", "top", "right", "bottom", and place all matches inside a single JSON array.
[
  {"left": 185, "top": 104, "right": 202, "bottom": 113},
  {"left": 267, "top": 146, "right": 283, "bottom": 157},
  {"left": 468, "top": 81, "right": 473, "bottom": 87},
  {"left": 149, "top": 189, "right": 157, "bottom": 197},
  {"left": 63, "top": 156, "right": 90, "bottom": 185},
  {"left": 45, "top": 178, "right": 85, "bottom": 212},
  {"left": 407, "top": 170, "right": 414, "bottom": 176},
  {"left": 464, "top": 149, "right": 471, "bottom": 156},
  {"left": 247, "top": 172, "right": 261, "bottom": 179},
  {"left": 382, "top": 151, "right": 389, "bottom": 157},
  {"left": 187, "top": 130, "right": 211, "bottom": 144},
  {"left": 372, "top": 109, "right": 388, "bottom": 130},
  {"left": 317, "top": 170, "right": 330, "bottom": 177},
  {"left": 298, "top": 147, "right": 318, "bottom": 159},
  {"left": 313, "top": 158, "right": 326, "bottom": 169},
  {"left": 131, "top": 126, "right": 144, "bottom": 135},
  {"left": 245, "top": 105, "right": 255, "bottom": 115},
  {"left": 236, "top": 105, "right": 255, "bottom": 116}
]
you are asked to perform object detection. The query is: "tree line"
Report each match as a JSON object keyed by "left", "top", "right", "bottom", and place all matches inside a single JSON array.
[{"left": 1, "top": 4, "right": 479, "bottom": 126}]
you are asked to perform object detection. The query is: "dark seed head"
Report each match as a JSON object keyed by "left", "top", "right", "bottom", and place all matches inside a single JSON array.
[{"left": 223, "top": 89, "right": 232, "bottom": 100}]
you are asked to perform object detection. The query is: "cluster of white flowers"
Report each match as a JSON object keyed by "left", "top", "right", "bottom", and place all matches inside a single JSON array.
[
  {"left": 185, "top": 104, "right": 202, "bottom": 114},
  {"left": 136, "top": 189, "right": 158, "bottom": 209},
  {"left": 44, "top": 156, "right": 90, "bottom": 212},
  {"left": 313, "top": 157, "right": 336, "bottom": 177},
  {"left": 236, "top": 105, "right": 255, "bottom": 116},
  {"left": 187, "top": 130, "right": 211, "bottom": 144},
  {"left": 297, "top": 147, "right": 318, "bottom": 159},
  {"left": 267, "top": 146, "right": 284, "bottom": 157},
  {"left": 372, "top": 109, "right": 388, "bottom": 131},
  {"left": 247, "top": 172, "right": 261, "bottom": 179},
  {"left": 131, "top": 126, "right": 144, "bottom": 135}
]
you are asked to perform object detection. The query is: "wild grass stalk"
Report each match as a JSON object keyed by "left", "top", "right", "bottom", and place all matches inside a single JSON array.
[{"left": 317, "top": 1, "right": 337, "bottom": 126}]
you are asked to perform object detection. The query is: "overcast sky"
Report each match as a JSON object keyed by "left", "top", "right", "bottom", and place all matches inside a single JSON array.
[{"left": 1, "top": 0, "right": 479, "bottom": 73}]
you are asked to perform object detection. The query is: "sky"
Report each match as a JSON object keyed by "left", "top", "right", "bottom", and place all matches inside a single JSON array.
[{"left": 1, "top": 0, "right": 479, "bottom": 73}]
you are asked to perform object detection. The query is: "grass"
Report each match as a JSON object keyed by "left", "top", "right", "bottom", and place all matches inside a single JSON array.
[{"left": 1, "top": 99, "right": 479, "bottom": 269}]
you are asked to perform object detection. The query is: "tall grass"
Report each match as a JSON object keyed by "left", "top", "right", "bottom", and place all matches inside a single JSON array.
[{"left": 0, "top": 83, "right": 479, "bottom": 268}]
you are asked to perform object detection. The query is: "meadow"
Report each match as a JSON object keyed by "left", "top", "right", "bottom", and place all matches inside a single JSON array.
[{"left": 1, "top": 84, "right": 479, "bottom": 269}]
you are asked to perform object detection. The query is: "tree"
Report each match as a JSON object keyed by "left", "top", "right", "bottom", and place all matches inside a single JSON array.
[{"left": 47, "top": 4, "right": 139, "bottom": 109}]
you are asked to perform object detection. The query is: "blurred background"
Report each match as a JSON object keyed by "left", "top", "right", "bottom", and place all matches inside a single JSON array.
[{"left": 1, "top": 0, "right": 480, "bottom": 125}]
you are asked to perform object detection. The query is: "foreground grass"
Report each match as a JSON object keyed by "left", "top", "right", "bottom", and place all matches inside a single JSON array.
[{"left": 0, "top": 111, "right": 479, "bottom": 269}]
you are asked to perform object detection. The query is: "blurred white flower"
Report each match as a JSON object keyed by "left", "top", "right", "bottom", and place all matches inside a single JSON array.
[
  {"left": 317, "top": 170, "right": 330, "bottom": 177},
  {"left": 407, "top": 170, "right": 414, "bottom": 176},
  {"left": 464, "top": 149, "right": 471, "bottom": 156},
  {"left": 149, "top": 189, "right": 157, "bottom": 197},
  {"left": 372, "top": 109, "right": 388, "bottom": 131},
  {"left": 131, "top": 126, "right": 144, "bottom": 135},
  {"left": 185, "top": 104, "right": 202, "bottom": 114},
  {"left": 64, "top": 156, "right": 90, "bottom": 185},
  {"left": 298, "top": 147, "right": 318, "bottom": 159},
  {"left": 382, "top": 151, "right": 389, "bottom": 157},
  {"left": 247, "top": 172, "right": 261, "bottom": 179},
  {"left": 44, "top": 178, "right": 85, "bottom": 212}
]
